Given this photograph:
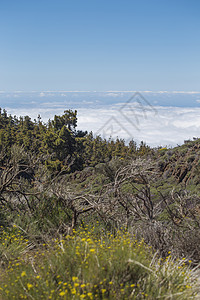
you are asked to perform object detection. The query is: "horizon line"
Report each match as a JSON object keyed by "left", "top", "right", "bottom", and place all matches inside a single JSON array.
[{"left": 0, "top": 90, "right": 200, "bottom": 94}]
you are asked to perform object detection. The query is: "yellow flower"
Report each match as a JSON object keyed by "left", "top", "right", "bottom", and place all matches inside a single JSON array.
[
  {"left": 21, "top": 271, "right": 26, "bottom": 277},
  {"left": 74, "top": 283, "right": 79, "bottom": 287},
  {"left": 71, "top": 288, "right": 76, "bottom": 294},
  {"left": 27, "top": 283, "right": 33, "bottom": 290},
  {"left": 59, "top": 291, "right": 66, "bottom": 296},
  {"left": 72, "top": 276, "right": 78, "bottom": 282},
  {"left": 90, "top": 249, "right": 95, "bottom": 253}
]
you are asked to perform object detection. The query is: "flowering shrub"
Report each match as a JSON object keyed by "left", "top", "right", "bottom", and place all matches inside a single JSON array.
[{"left": 0, "top": 224, "right": 198, "bottom": 299}]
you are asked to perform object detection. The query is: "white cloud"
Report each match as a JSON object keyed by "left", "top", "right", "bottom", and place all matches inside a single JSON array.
[
  {"left": 39, "top": 92, "right": 45, "bottom": 97},
  {"left": 77, "top": 106, "right": 200, "bottom": 147},
  {"left": 5, "top": 105, "right": 200, "bottom": 147},
  {"left": 3, "top": 89, "right": 200, "bottom": 148},
  {"left": 105, "top": 92, "right": 121, "bottom": 97},
  {"left": 171, "top": 91, "right": 200, "bottom": 94}
]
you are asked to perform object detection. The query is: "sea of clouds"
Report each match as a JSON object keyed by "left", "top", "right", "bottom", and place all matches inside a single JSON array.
[{"left": 1, "top": 91, "right": 200, "bottom": 147}]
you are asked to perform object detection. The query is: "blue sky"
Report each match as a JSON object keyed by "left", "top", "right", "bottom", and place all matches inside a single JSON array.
[{"left": 0, "top": 0, "right": 200, "bottom": 91}]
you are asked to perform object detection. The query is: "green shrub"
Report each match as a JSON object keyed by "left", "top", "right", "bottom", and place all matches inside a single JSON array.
[{"left": 0, "top": 225, "right": 197, "bottom": 299}]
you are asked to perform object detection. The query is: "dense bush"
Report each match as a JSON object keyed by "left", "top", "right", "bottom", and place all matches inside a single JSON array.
[{"left": 0, "top": 225, "right": 198, "bottom": 299}]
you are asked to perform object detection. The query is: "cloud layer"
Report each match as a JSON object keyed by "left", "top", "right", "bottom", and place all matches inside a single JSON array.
[
  {"left": 2, "top": 91, "right": 200, "bottom": 147},
  {"left": 5, "top": 104, "right": 200, "bottom": 148},
  {"left": 77, "top": 106, "right": 200, "bottom": 147}
]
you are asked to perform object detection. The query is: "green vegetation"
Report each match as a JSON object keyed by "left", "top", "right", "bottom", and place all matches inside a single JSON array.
[
  {"left": 0, "top": 109, "right": 151, "bottom": 173},
  {"left": 0, "top": 225, "right": 197, "bottom": 299},
  {"left": 0, "top": 108, "right": 200, "bottom": 299}
]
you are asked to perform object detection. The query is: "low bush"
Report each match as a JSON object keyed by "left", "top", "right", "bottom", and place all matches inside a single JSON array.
[{"left": 0, "top": 224, "right": 198, "bottom": 299}]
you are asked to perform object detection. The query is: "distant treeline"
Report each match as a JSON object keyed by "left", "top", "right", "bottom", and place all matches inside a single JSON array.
[{"left": 0, "top": 108, "right": 152, "bottom": 172}]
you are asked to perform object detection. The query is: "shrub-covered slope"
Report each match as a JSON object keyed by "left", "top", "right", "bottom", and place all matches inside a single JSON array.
[{"left": 0, "top": 109, "right": 200, "bottom": 299}]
